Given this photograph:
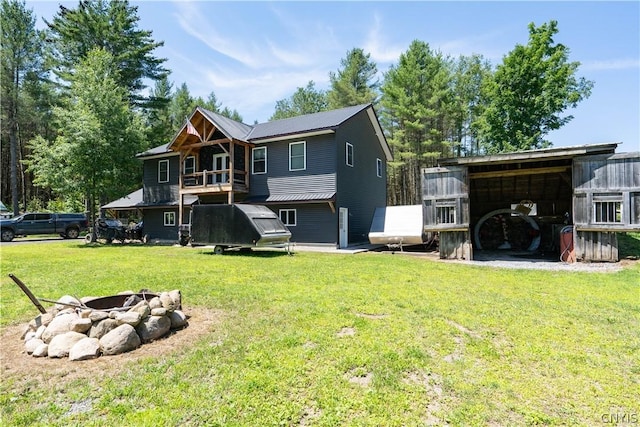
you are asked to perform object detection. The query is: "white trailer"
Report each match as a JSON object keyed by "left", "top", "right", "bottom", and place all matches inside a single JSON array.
[{"left": 368, "top": 205, "right": 427, "bottom": 251}]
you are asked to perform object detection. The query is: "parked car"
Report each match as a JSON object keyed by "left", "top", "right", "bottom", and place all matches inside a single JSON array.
[{"left": 0, "top": 212, "right": 88, "bottom": 242}]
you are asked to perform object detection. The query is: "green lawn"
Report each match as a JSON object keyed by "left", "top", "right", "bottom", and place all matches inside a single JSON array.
[{"left": 1, "top": 242, "right": 638, "bottom": 426}]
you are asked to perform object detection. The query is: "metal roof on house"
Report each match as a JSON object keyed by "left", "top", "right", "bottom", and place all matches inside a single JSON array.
[
  {"left": 198, "top": 107, "right": 254, "bottom": 141},
  {"left": 247, "top": 104, "right": 371, "bottom": 141},
  {"left": 136, "top": 143, "right": 174, "bottom": 158},
  {"left": 244, "top": 192, "right": 336, "bottom": 204},
  {"left": 140, "top": 103, "right": 392, "bottom": 161},
  {"left": 101, "top": 188, "right": 197, "bottom": 210}
]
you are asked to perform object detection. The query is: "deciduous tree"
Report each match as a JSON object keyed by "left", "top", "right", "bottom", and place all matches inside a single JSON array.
[
  {"left": 26, "top": 49, "right": 145, "bottom": 230},
  {"left": 475, "top": 21, "right": 593, "bottom": 153}
]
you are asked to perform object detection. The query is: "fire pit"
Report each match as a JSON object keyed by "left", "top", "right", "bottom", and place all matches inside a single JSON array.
[{"left": 20, "top": 289, "right": 187, "bottom": 361}]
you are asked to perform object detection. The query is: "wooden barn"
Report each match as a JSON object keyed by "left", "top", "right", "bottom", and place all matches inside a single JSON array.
[{"left": 422, "top": 143, "right": 640, "bottom": 262}]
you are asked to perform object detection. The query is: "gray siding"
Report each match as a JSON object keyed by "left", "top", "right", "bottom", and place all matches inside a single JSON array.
[
  {"left": 143, "top": 155, "right": 179, "bottom": 204},
  {"left": 267, "top": 203, "right": 336, "bottom": 244},
  {"left": 143, "top": 208, "right": 179, "bottom": 241},
  {"left": 335, "top": 109, "right": 387, "bottom": 243},
  {"left": 250, "top": 134, "right": 337, "bottom": 197}
]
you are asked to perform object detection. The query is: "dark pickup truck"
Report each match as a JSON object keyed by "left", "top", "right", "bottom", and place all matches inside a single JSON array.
[{"left": 0, "top": 212, "right": 88, "bottom": 242}]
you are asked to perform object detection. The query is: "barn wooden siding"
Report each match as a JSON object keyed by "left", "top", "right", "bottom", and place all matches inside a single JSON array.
[
  {"left": 574, "top": 231, "right": 618, "bottom": 262},
  {"left": 573, "top": 152, "right": 640, "bottom": 262},
  {"left": 439, "top": 231, "right": 473, "bottom": 260},
  {"left": 422, "top": 166, "right": 471, "bottom": 259}
]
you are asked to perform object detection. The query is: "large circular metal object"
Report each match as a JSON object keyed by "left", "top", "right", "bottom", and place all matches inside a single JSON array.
[{"left": 473, "top": 208, "right": 540, "bottom": 251}]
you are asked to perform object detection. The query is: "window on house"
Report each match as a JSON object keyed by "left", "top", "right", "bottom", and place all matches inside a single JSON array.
[
  {"left": 252, "top": 147, "right": 267, "bottom": 174},
  {"left": 183, "top": 156, "right": 195, "bottom": 175},
  {"left": 289, "top": 141, "right": 306, "bottom": 171},
  {"left": 279, "top": 209, "right": 297, "bottom": 226},
  {"left": 346, "top": 142, "right": 354, "bottom": 167},
  {"left": 593, "top": 193, "right": 623, "bottom": 223},
  {"left": 164, "top": 211, "right": 176, "bottom": 226},
  {"left": 376, "top": 158, "right": 382, "bottom": 178},
  {"left": 436, "top": 200, "right": 456, "bottom": 224},
  {"left": 158, "top": 159, "right": 169, "bottom": 183}
]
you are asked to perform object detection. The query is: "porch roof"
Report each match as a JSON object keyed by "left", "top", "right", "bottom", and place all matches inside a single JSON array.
[{"left": 244, "top": 192, "right": 336, "bottom": 204}]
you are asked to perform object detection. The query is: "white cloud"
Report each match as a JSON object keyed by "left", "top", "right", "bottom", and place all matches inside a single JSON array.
[
  {"left": 201, "top": 67, "right": 330, "bottom": 123},
  {"left": 582, "top": 59, "right": 640, "bottom": 71},
  {"left": 172, "top": 2, "right": 265, "bottom": 68},
  {"left": 363, "top": 13, "right": 405, "bottom": 64}
]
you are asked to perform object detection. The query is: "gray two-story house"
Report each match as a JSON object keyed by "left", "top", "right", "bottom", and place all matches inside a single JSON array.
[{"left": 103, "top": 103, "right": 392, "bottom": 247}]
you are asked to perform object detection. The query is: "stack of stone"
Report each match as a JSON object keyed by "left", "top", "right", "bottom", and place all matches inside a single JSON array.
[{"left": 22, "top": 290, "right": 187, "bottom": 361}]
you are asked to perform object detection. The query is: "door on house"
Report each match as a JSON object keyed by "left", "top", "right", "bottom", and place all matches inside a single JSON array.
[
  {"left": 339, "top": 207, "right": 348, "bottom": 249},
  {"left": 212, "top": 153, "right": 229, "bottom": 183}
]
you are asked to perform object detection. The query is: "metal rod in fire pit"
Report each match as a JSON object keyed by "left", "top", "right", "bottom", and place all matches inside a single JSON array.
[{"left": 8, "top": 274, "right": 47, "bottom": 314}]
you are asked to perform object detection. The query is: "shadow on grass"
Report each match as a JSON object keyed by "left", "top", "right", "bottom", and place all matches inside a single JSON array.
[
  {"left": 199, "top": 249, "right": 293, "bottom": 258},
  {"left": 75, "top": 242, "right": 164, "bottom": 250}
]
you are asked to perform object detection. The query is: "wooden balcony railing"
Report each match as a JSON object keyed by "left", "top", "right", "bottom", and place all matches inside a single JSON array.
[{"left": 182, "top": 170, "right": 248, "bottom": 191}]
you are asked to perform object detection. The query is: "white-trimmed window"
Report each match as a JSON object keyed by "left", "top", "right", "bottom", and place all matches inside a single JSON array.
[
  {"left": 252, "top": 147, "right": 267, "bottom": 174},
  {"left": 376, "top": 158, "right": 382, "bottom": 178},
  {"left": 593, "top": 193, "right": 623, "bottom": 223},
  {"left": 346, "top": 142, "right": 354, "bottom": 167},
  {"left": 158, "top": 159, "right": 169, "bottom": 183},
  {"left": 164, "top": 211, "right": 176, "bottom": 226},
  {"left": 279, "top": 209, "right": 297, "bottom": 226},
  {"left": 183, "top": 156, "right": 195, "bottom": 175},
  {"left": 289, "top": 141, "right": 306, "bottom": 171}
]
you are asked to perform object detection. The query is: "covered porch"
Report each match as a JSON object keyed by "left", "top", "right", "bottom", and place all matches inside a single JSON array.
[{"left": 168, "top": 108, "right": 254, "bottom": 224}]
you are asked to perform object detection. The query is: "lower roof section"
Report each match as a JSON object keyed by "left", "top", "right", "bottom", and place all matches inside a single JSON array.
[{"left": 244, "top": 192, "right": 336, "bottom": 204}]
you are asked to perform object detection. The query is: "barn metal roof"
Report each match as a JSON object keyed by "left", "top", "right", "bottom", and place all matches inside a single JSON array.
[{"left": 437, "top": 142, "right": 620, "bottom": 167}]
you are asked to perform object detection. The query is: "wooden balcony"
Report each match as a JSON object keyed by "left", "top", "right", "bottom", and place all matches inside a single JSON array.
[{"left": 180, "top": 169, "right": 248, "bottom": 195}]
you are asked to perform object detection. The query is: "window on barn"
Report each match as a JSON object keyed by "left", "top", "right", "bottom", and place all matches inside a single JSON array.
[
  {"left": 593, "top": 193, "right": 623, "bottom": 223},
  {"left": 279, "top": 209, "right": 297, "bottom": 226},
  {"left": 436, "top": 199, "right": 456, "bottom": 224},
  {"left": 252, "top": 147, "right": 267, "bottom": 174},
  {"left": 376, "top": 158, "right": 382, "bottom": 177},
  {"left": 158, "top": 159, "right": 169, "bottom": 183},
  {"left": 346, "top": 142, "right": 354, "bottom": 167},
  {"left": 164, "top": 211, "right": 176, "bottom": 226},
  {"left": 289, "top": 141, "right": 306, "bottom": 171}
]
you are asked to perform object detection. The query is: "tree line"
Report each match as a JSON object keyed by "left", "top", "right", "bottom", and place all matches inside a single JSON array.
[{"left": 1, "top": 0, "right": 593, "bottom": 217}]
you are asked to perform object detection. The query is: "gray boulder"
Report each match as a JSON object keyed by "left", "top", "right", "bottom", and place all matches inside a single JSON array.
[
  {"left": 69, "top": 338, "right": 101, "bottom": 361},
  {"left": 100, "top": 324, "right": 141, "bottom": 356},
  {"left": 89, "top": 318, "right": 119, "bottom": 339},
  {"left": 32, "top": 343, "right": 48, "bottom": 357},
  {"left": 169, "top": 310, "right": 188, "bottom": 329},
  {"left": 135, "top": 315, "right": 171, "bottom": 343},
  {"left": 42, "top": 312, "right": 79, "bottom": 343},
  {"left": 115, "top": 311, "right": 142, "bottom": 327},
  {"left": 89, "top": 311, "right": 109, "bottom": 322},
  {"left": 48, "top": 331, "right": 87, "bottom": 358},
  {"left": 25, "top": 338, "right": 44, "bottom": 355},
  {"left": 71, "top": 318, "right": 92, "bottom": 333}
]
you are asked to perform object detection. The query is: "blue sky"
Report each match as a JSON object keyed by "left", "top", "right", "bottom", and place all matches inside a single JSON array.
[{"left": 28, "top": 1, "right": 639, "bottom": 150}]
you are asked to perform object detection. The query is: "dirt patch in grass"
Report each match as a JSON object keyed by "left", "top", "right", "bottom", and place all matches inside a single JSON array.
[{"left": 0, "top": 306, "right": 224, "bottom": 389}]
